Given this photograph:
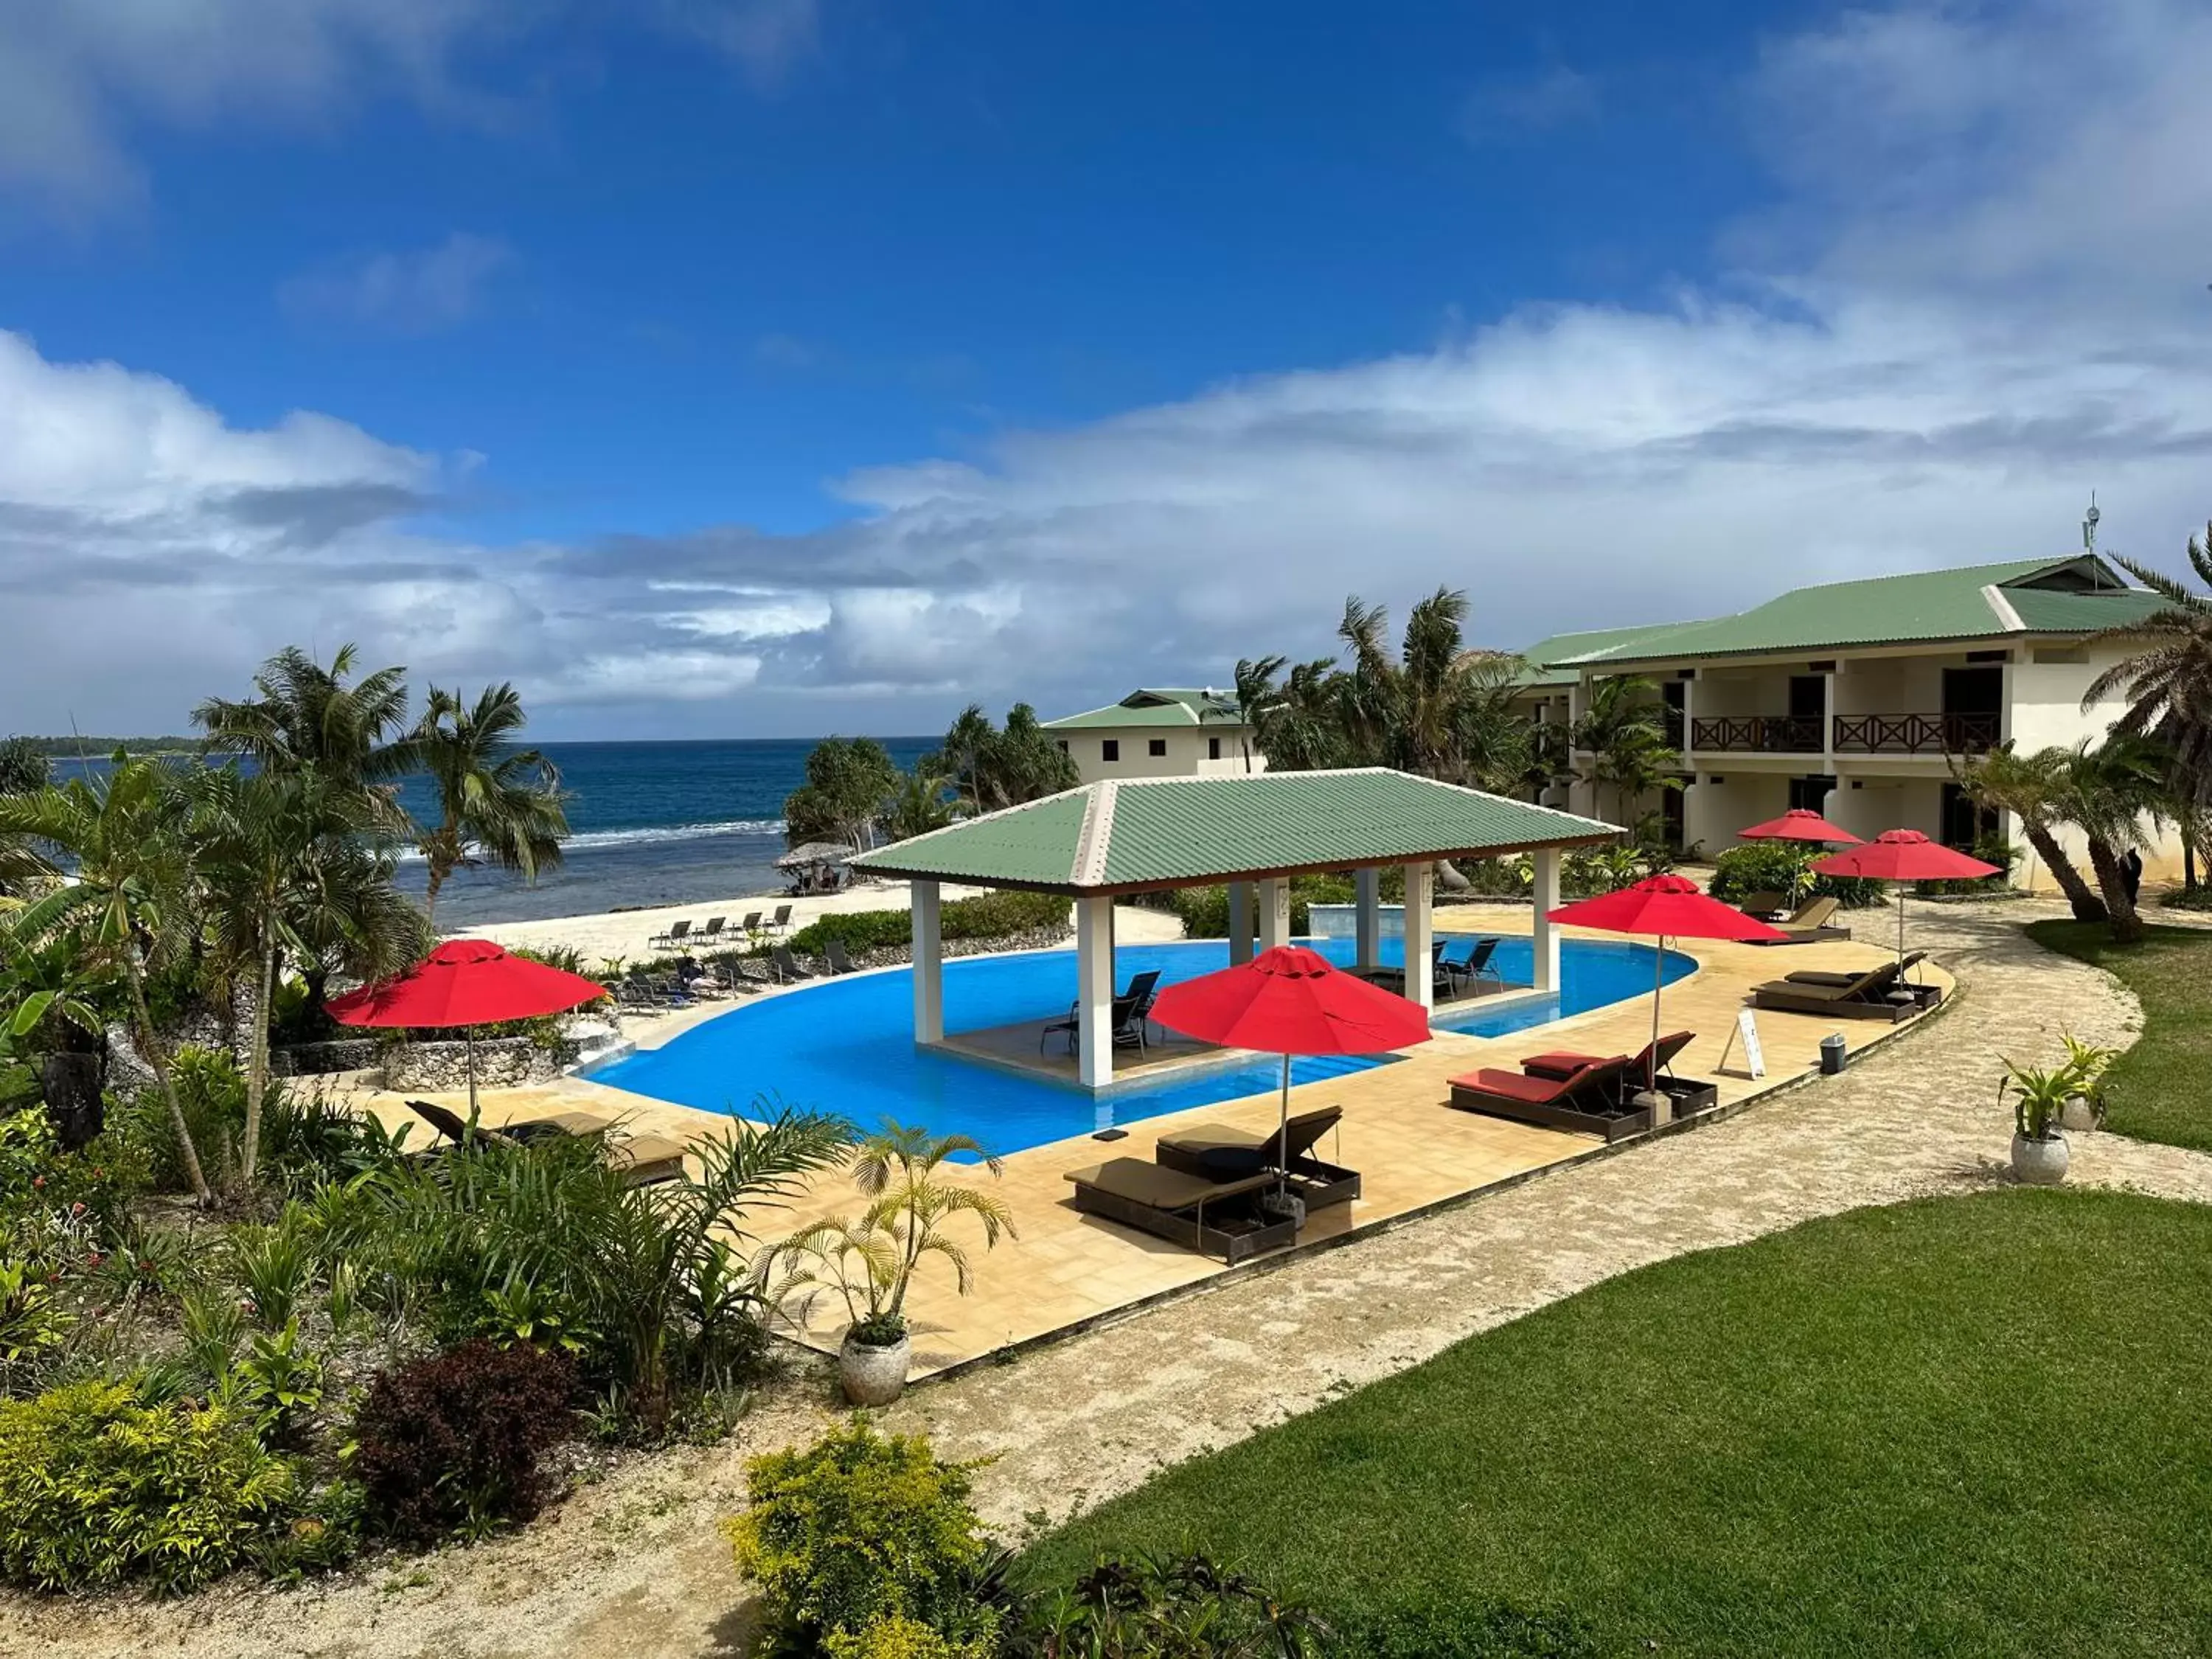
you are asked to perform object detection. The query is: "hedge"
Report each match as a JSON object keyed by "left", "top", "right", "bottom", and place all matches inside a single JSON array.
[{"left": 785, "top": 891, "right": 1071, "bottom": 956}]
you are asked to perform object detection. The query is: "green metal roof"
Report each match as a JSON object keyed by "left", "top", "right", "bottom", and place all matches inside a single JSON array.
[
  {"left": 1041, "top": 687, "right": 1245, "bottom": 731},
  {"left": 1514, "top": 622, "right": 1706, "bottom": 686},
  {"left": 1545, "top": 556, "right": 2160, "bottom": 669},
  {"left": 850, "top": 768, "right": 1620, "bottom": 894}
]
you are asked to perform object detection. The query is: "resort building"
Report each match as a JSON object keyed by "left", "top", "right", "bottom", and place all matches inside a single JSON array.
[
  {"left": 1041, "top": 686, "right": 1261, "bottom": 784},
  {"left": 1521, "top": 554, "right": 2177, "bottom": 887}
]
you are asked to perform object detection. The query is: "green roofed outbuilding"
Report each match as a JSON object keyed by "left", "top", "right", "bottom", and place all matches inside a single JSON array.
[{"left": 852, "top": 768, "right": 1622, "bottom": 1088}]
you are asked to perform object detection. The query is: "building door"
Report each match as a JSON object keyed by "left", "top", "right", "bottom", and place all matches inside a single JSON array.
[
  {"left": 1940, "top": 782, "right": 1997, "bottom": 852},
  {"left": 1659, "top": 776, "right": 1687, "bottom": 849},
  {"left": 1941, "top": 666, "right": 2003, "bottom": 751},
  {"left": 1660, "top": 680, "right": 1686, "bottom": 750},
  {"left": 1787, "top": 675, "right": 1826, "bottom": 751},
  {"left": 1790, "top": 775, "right": 1837, "bottom": 814}
]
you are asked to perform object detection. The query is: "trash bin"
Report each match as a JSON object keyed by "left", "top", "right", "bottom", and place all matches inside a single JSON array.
[{"left": 1819, "top": 1034, "right": 1848, "bottom": 1075}]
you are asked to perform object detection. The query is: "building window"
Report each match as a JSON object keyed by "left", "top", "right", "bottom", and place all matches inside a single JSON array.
[
  {"left": 1102, "top": 740, "right": 1119, "bottom": 762},
  {"left": 1208, "top": 737, "right": 1222, "bottom": 759},
  {"left": 1055, "top": 739, "right": 1068, "bottom": 754},
  {"left": 1149, "top": 738, "right": 1167, "bottom": 757}
]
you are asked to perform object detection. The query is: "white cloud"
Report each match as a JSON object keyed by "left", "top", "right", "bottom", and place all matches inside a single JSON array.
[
  {"left": 279, "top": 234, "right": 513, "bottom": 333},
  {"left": 5, "top": 0, "right": 2211, "bottom": 740},
  {"left": 1457, "top": 65, "right": 1599, "bottom": 142}
]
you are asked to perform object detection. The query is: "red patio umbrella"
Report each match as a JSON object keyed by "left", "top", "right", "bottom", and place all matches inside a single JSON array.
[
  {"left": 1812, "top": 829, "right": 2001, "bottom": 967},
  {"left": 1150, "top": 945, "right": 1430, "bottom": 1189},
  {"left": 1739, "top": 808, "right": 1862, "bottom": 844},
  {"left": 1548, "top": 875, "right": 1790, "bottom": 1093},
  {"left": 327, "top": 939, "right": 611, "bottom": 1113}
]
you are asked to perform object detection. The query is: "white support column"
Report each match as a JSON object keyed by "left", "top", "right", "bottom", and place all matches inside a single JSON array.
[
  {"left": 910, "top": 880, "right": 943, "bottom": 1044},
  {"left": 1531, "top": 846, "right": 1562, "bottom": 994},
  {"left": 1226, "top": 881, "right": 1254, "bottom": 966},
  {"left": 1257, "top": 877, "right": 1292, "bottom": 952},
  {"left": 1075, "top": 895, "right": 1116, "bottom": 1088},
  {"left": 1354, "top": 867, "right": 1382, "bottom": 971},
  {"left": 1402, "top": 862, "right": 1434, "bottom": 1013}
]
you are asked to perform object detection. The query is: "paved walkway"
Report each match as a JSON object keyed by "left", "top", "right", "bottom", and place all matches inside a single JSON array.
[{"left": 12, "top": 900, "right": 2212, "bottom": 1659}]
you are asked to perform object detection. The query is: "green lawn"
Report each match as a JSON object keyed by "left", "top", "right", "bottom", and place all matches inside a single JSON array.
[
  {"left": 1025, "top": 1192, "right": 2212, "bottom": 1657},
  {"left": 2028, "top": 919, "right": 2212, "bottom": 1152}
]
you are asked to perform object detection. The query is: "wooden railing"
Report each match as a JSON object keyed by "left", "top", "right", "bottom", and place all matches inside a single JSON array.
[
  {"left": 1688, "top": 714, "right": 1823, "bottom": 754},
  {"left": 1830, "top": 712, "right": 2000, "bottom": 755}
]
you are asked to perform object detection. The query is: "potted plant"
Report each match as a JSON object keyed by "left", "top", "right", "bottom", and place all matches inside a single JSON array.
[
  {"left": 768, "top": 1121, "right": 1015, "bottom": 1405},
  {"left": 2001, "top": 1054, "right": 2076, "bottom": 1186},
  {"left": 2056, "top": 1033, "right": 2117, "bottom": 1132}
]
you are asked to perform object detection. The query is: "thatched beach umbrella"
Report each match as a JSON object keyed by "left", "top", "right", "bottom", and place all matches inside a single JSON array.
[{"left": 776, "top": 841, "right": 854, "bottom": 869}]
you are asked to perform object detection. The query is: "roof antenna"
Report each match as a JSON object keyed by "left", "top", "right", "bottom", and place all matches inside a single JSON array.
[{"left": 2081, "top": 492, "right": 2100, "bottom": 554}]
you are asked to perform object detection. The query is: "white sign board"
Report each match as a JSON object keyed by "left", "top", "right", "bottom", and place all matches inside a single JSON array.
[{"left": 1736, "top": 1009, "right": 1766, "bottom": 1079}]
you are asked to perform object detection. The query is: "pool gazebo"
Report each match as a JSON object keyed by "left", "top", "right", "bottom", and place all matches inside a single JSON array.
[{"left": 849, "top": 768, "right": 1623, "bottom": 1087}]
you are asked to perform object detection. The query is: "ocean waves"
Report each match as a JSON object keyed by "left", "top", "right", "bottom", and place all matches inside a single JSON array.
[{"left": 394, "top": 818, "right": 787, "bottom": 862}]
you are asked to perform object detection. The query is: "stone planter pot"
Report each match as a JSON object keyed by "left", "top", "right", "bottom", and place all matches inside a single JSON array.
[
  {"left": 2011, "top": 1131, "right": 2070, "bottom": 1186},
  {"left": 2059, "top": 1093, "right": 2099, "bottom": 1133},
  {"left": 839, "top": 1329, "right": 912, "bottom": 1406}
]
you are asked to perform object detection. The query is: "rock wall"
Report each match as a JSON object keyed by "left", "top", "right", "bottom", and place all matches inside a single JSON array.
[
  {"left": 269, "top": 1039, "right": 382, "bottom": 1077},
  {"left": 383, "top": 1034, "right": 578, "bottom": 1092}
]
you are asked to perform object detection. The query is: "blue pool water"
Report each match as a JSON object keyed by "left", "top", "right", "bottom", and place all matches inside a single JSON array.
[{"left": 585, "top": 935, "right": 1694, "bottom": 1158}]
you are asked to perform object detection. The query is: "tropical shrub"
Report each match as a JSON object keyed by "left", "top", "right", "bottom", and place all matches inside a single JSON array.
[
  {"left": 0, "top": 1105, "right": 150, "bottom": 1245},
  {"left": 1708, "top": 842, "right": 1882, "bottom": 909},
  {"left": 1168, "top": 874, "right": 1361, "bottom": 940},
  {"left": 726, "top": 1422, "right": 998, "bottom": 1656},
  {"left": 1006, "top": 1551, "right": 1330, "bottom": 1658},
  {"left": 0, "top": 1379, "right": 296, "bottom": 1592},
  {"left": 1914, "top": 832, "right": 2018, "bottom": 896},
  {"left": 787, "top": 892, "right": 1071, "bottom": 958},
  {"left": 0, "top": 1258, "right": 73, "bottom": 1388},
  {"left": 1335, "top": 1596, "right": 1597, "bottom": 1658},
  {"left": 350, "top": 1339, "right": 577, "bottom": 1543}
]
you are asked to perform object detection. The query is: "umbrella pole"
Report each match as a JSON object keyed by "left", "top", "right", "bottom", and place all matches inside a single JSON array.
[
  {"left": 1278, "top": 1052, "right": 1292, "bottom": 1197},
  {"left": 1896, "top": 885, "right": 1907, "bottom": 970},
  {"left": 466, "top": 1025, "right": 479, "bottom": 1119},
  {"left": 1650, "top": 937, "right": 1665, "bottom": 1095}
]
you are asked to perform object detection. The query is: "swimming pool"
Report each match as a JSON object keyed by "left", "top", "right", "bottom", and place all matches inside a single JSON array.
[{"left": 582, "top": 934, "right": 1694, "bottom": 1158}]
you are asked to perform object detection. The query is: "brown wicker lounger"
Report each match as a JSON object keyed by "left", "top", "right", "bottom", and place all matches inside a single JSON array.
[
  {"left": 1063, "top": 1158, "right": 1294, "bottom": 1262},
  {"left": 1750, "top": 960, "right": 1927, "bottom": 1021},
  {"left": 1750, "top": 896, "right": 1852, "bottom": 944},
  {"left": 404, "top": 1100, "right": 688, "bottom": 1186},
  {"left": 1446, "top": 1055, "right": 1656, "bottom": 1141},
  {"left": 1153, "top": 1107, "right": 1360, "bottom": 1208},
  {"left": 1785, "top": 950, "right": 1926, "bottom": 987}
]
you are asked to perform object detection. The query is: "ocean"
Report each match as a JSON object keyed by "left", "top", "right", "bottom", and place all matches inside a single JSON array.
[{"left": 52, "top": 738, "right": 939, "bottom": 927}]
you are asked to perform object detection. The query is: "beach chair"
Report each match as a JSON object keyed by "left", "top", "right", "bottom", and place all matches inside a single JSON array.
[
  {"left": 825, "top": 939, "right": 861, "bottom": 975},
  {"left": 698, "top": 916, "right": 728, "bottom": 942},
  {"left": 1154, "top": 1106, "right": 1360, "bottom": 1208},
  {"left": 771, "top": 943, "right": 817, "bottom": 983},
  {"left": 650, "top": 918, "right": 693, "bottom": 949},
  {"left": 1751, "top": 959, "right": 1926, "bottom": 1020},
  {"left": 1446, "top": 1054, "right": 1650, "bottom": 1141},
  {"left": 1062, "top": 1158, "right": 1294, "bottom": 1263},
  {"left": 1517, "top": 1030, "right": 1716, "bottom": 1117},
  {"left": 402, "top": 1101, "right": 686, "bottom": 1186},
  {"left": 1784, "top": 950, "right": 1927, "bottom": 987},
  {"left": 1736, "top": 891, "right": 1789, "bottom": 921},
  {"left": 1041, "top": 970, "right": 1163, "bottom": 1053},
  {"left": 1752, "top": 896, "right": 1850, "bottom": 944},
  {"left": 769, "top": 904, "right": 794, "bottom": 936},
  {"left": 740, "top": 911, "right": 764, "bottom": 936},
  {"left": 1439, "top": 936, "right": 1502, "bottom": 997}
]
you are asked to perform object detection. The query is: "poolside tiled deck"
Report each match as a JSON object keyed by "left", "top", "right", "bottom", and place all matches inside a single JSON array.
[{"left": 363, "top": 919, "right": 1952, "bottom": 1381}]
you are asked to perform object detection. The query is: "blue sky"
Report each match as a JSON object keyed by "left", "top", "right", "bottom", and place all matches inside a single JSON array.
[{"left": 2, "top": 0, "right": 2209, "bottom": 738}]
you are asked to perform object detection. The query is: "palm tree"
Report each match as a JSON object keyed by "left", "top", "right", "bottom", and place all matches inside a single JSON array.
[
  {"left": 1334, "top": 588, "right": 1534, "bottom": 790},
  {"left": 883, "top": 767, "right": 957, "bottom": 841},
  {"left": 2083, "top": 524, "right": 2212, "bottom": 891},
  {"left": 932, "top": 703, "right": 1078, "bottom": 815},
  {"left": 1573, "top": 675, "right": 1683, "bottom": 829},
  {"left": 192, "top": 644, "right": 413, "bottom": 788},
  {"left": 0, "top": 759, "right": 213, "bottom": 1201},
  {"left": 410, "top": 684, "right": 568, "bottom": 928},
  {"left": 1956, "top": 743, "right": 2107, "bottom": 923},
  {"left": 1231, "top": 656, "right": 1287, "bottom": 773},
  {"left": 2053, "top": 737, "right": 2169, "bottom": 943},
  {"left": 1252, "top": 658, "right": 1349, "bottom": 772},
  {"left": 189, "top": 765, "right": 427, "bottom": 1185},
  {"left": 0, "top": 889, "right": 116, "bottom": 1148}
]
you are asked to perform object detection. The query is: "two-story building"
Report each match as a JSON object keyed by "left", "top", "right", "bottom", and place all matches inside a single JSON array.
[
  {"left": 1040, "top": 687, "right": 1262, "bottom": 785},
  {"left": 1523, "top": 555, "right": 2174, "bottom": 888}
]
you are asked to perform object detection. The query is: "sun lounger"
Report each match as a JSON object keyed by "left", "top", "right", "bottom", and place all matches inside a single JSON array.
[
  {"left": 1064, "top": 1158, "right": 1294, "bottom": 1263},
  {"left": 650, "top": 918, "right": 693, "bottom": 949},
  {"left": 1517, "top": 1030, "right": 1718, "bottom": 1120},
  {"left": 769, "top": 904, "right": 793, "bottom": 935},
  {"left": 403, "top": 1101, "right": 687, "bottom": 1186},
  {"left": 771, "top": 943, "right": 816, "bottom": 983},
  {"left": 1153, "top": 1106, "right": 1360, "bottom": 1207},
  {"left": 1040, "top": 969, "right": 1163, "bottom": 1054},
  {"left": 698, "top": 916, "right": 728, "bottom": 942},
  {"left": 825, "top": 939, "right": 860, "bottom": 975},
  {"left": 1447, "top": 1055, "right": 1656, "bottom": 1142},
  {"left": 1736, "top": 891, "right": 1789, "bottom": 920},
  {"left": 1751, "top": 960, "right": 1930, "bottom": 1020},
  {"left": 1439, "top": 936, "right": 1502, "bottom": 998},
  {"left": 1752, "top": 896, "right": 1850, "bottom": 944},
  {"left": 1785, "top": 950, "right": 1926, "bottom": 987}
]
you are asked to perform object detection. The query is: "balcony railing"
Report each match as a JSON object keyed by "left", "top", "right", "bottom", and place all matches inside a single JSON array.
[
  {"left": 1688, "top": 714, "right": 1823, "bottom": 754},
  {"left": 1831, "top": 712, "right": 2000, "bottom": 756}
]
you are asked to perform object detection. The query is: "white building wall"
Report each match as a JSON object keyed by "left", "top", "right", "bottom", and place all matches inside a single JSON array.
[
  {"left": 1683, "top": 771, "right": 1790, "bottom": 858},
  {"left": 1058, "top": 726, "right": 1260, "bottom": 785}
]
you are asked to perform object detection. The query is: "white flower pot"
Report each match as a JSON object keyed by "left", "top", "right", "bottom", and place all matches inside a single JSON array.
[
  {"left": 2011, "top": 1131, "right": 2070, "bottom": 1186},
  {"left": 2060, "top": 1093, "right": 2099, "bottom": 1133},
  {"left": 839, "top": 1330, "right": 911, "bottom": 1405}
]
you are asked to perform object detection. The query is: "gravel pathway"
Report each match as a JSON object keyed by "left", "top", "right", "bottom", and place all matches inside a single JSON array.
[{"left": 10, "top": 900, "right": 2211, "bottom": 1659}]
